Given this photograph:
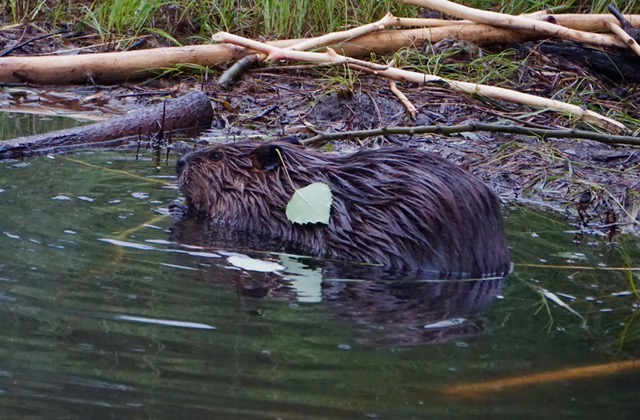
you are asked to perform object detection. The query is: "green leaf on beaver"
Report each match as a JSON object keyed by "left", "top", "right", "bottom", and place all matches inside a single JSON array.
[{"left": 286, "top": 182, "right": 333, "bottom": 225}]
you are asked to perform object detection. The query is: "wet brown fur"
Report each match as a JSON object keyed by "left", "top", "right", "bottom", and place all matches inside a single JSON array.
[{"left": 176, "top": 141, "right": 510, "bottom": 277}]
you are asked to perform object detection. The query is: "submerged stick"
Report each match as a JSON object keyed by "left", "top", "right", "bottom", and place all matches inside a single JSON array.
[
  {"left": 442, "top": 359, "right": 640, "bottom": 398},
  {"left": 0, "top": 91, "right": 213, "bottom": 159}
]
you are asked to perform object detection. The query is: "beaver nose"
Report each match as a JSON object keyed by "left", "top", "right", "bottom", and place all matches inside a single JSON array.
[{"left": 176, "top": 153, "right": 189, "bottom": 175}]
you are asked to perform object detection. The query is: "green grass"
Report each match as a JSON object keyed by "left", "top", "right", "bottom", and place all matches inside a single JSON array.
[
  {"left": 84, "top": 0, "right": 168, "bottom": 40},
  {"left": 395, "top": 43, "right": 523, "bottom": 87},
  {"left": 0, "top": 0, "right": 417, "bottom": 43}
]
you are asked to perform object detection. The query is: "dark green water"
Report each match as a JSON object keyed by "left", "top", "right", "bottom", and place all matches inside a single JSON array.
[
  {"left": 0, "top": 126, "right": 639, "bottom": 418},
  {"left": 0, "top": 110, "right": 88, "bottom": 140}
]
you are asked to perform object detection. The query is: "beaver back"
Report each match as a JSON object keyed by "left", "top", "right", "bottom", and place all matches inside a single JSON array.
[{"left": 176, "top": 141, "right": 510, "bottom": 278}]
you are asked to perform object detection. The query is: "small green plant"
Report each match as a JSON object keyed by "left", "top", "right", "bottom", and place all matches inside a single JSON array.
[
  {"left": 316, "top": 64, "right": 361, "bottom": 99},
  {"left": 617, "top": 238, "right": 640, "bottom": 300},
  {"left": 396, "top": 44, "right": 523, "bottom": 87},
  {"left": 81, "top": 0, "right": 167, "bottom": 45}
]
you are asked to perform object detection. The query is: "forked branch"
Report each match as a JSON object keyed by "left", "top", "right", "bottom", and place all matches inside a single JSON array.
[{"left": 213, "top": 33, "right": 626, "bottom": 132}]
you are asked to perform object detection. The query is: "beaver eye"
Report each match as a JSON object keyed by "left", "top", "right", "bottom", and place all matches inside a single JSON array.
[{"left": 208, "top": 151, "right": 223, "bottom": 161}]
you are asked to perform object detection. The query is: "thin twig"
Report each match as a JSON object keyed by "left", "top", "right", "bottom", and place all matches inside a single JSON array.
[
  {"left": 0, "top": 30, "right": 72, "bottom": 57},
  {"left": 388, "top": 59, "right": 417, "bottom": 119},
  {"left": 300, "top": 123, "right": 640, "bottom": 147},
  {"left": 608, "top": 4, "right": 640, "bottom": 41}
]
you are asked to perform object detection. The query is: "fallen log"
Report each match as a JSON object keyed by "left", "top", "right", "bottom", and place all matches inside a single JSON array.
[
  {"left": 0, "top": 29, "right": 521, "bottom": 85},
  {"left": 0, "top": 91, "right": 213, "bottom": 159}
]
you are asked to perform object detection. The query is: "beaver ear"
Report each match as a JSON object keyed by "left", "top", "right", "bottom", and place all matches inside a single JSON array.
[{"left": 250, "top": 144, "right": 283, "bottom": 171}]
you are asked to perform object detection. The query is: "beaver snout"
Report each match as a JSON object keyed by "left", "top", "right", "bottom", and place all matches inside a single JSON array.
[{"left": 176, "top": 153, "right": 190, "bottom": 175}]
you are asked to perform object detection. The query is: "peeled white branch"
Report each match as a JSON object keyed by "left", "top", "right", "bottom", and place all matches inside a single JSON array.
[
  {"left": 393, "top": 14, "right": 640, "bottom": 31},
  {"left": 363, "top": 66, "right": 625, "bottom": 132},
  {"left": 606, "top": 21, "right": 640, "bottom": 59},
  {"left": 288, "top": 12, "right": 399, "bottom": 51},
  {"left": 3, "top": 12, "right": 639, "bottom": 85},
  {"left": 392, "top": 17, "right": 474, "bottom": 26},
  {"left": 211, "top": 32, "right": 388, "bottom": 71},
  {"left": 388, "top": 59, "right": 417, "bottom": 119},
  {"left": 214, "top": 33, "right": 625, "bottom": 133},
  {"left": 215, "top": 13, "right": 399, "bottom": 86},
  {"left": 397, "top": 0, "right": 627, "bottom": 48}
]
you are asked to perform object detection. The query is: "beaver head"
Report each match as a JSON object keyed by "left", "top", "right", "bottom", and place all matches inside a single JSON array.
[{"left": 176, "top": 141, "right": 510, "bottom": 278}]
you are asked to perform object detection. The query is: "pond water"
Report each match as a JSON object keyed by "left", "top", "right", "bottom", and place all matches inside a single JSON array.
[
  {"left": 0, "top": 115, "right": 639, "bottom": 418},
  {"left": 0, "top": 111, "right": 88, "bottom": 140}
]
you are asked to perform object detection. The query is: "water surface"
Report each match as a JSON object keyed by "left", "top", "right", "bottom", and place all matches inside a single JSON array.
[{"left": 0, "top": 148, "right": 638, "bottom": 418}]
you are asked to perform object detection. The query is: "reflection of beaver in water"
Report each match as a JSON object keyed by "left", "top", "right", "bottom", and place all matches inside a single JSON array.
[{"left": 175, "top": 140, "right": 510, "bottom": 278}]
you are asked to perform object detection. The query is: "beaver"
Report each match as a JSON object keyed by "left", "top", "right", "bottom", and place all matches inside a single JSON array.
[{"left": 174, "top": 141, "right": 511, "bottom": 278}]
